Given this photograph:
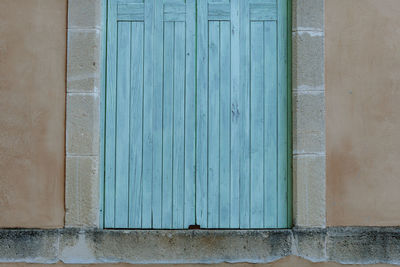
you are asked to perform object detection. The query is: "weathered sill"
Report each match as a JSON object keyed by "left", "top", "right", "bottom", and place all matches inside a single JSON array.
[{"left": 0, "top": 227, "right": 400, "bottom": 264}]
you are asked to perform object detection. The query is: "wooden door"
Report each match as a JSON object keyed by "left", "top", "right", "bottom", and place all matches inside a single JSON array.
[
  {"left": 196, "top": 0, "right": 289, "bottom": 229},
  {"left": 104, "top": 0, "right": 290, "bottom": 229},
  {"left": 105, "top": 0, "right": 196, "bottom": 229}
]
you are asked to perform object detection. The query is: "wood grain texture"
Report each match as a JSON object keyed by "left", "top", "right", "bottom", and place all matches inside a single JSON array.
[
  {"left": 104, "top": 0, "right": 289, "bottom": 229},
  {"left": 128, "top": 22, "right": 144, "bottom": 228},
  {"left": 196, "top": 0, "right": 209, "bottom": 227},
  {"left": 105, "top": 0, "right": 117, "bottom": 228},
  {"left": 115, "top": 22, "right": 131, "bottom": 228},
  {"left": 105, "top": 0, "right": 196, "bottom": 229},
  {"left": 184, "top": 0, "right": 196, "bottom": 228},
  {"left": 277, "top": 0, "right": 289, "bottom": 227}
]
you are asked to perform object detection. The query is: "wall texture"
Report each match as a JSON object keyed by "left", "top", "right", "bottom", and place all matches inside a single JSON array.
[
  {"left": 2, "top": 0, "right": 399, "bottom": 230},
  {"left": 326, "top": 0, "right": 400, "bottom": 226},
  {"left": 0, "top": 0, "right": 66, "bottom": 227},
  {"left": 292, "top": 0, "right": 325, "bottom": 227},
  {"left": 65, "top": 0, "right": 101, "bottom": 228},
  {"left": 0, "top": 256, "right": 396, "bottom": 266}
]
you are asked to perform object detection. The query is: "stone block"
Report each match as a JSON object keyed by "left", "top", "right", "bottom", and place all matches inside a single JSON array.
[
  {"left": 65, "top": 156, "right": 99, "bottom": 228},
  {"left": 293, "top": 91, "right": 325, "bottom": 154},
  {"left": 67, "top": 30, "right": 100, "bottom": 93},
  {"left": 60, "top": 229, "right": 292, "bottom": 264},
  {"left": 293, "top": 228, "right": 327, "bottom": 261},
  {"left": 66, "top": 94, "right": 100, "bottom": 155},
  {"left": 1, "top": 228, "right": 399, "bottom": 264},
  {"left": 68, "top": 0, "right": 102, "bottom": 29},
  {"left": 0, "top": 229, "right": 58, "bottom": 263},
  {"left": 293, "top": 155, "right": 326, "bottom": 227},
  {"left": 292, "top": 32, "right": 324, "bottom": 91},
  {"left": 327, "top": 227, "right": 400, "bottom": 264},
  {"left": 293, "top": 0, "right": 324, "bottom": 31}
]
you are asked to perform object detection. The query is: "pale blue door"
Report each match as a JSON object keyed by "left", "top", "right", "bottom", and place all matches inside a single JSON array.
[{"left": 104, "top": 0, "right": 290, "bottom": 229}]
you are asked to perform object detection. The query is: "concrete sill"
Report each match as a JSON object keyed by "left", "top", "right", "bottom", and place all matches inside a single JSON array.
[{"left": 0, "top": 227, "right": 400, "bottom": 264}]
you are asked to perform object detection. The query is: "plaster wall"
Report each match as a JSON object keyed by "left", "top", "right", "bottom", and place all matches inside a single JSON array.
[
  {"left": 326, "top": 0, "right": 400, "bottom": 226},
  {"left": 0, "top": 0, "right": 326, "bottom": 230},
  {"left": 6, "top": 0, "right": 400, "bottom": 230},
  {"left": 0, "top": 0, "right": 66, "bottom": 228}
]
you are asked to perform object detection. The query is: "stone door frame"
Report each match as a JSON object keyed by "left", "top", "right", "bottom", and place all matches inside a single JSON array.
[{"left": 65, "top": 0, "right": 325, "bottom": 228}]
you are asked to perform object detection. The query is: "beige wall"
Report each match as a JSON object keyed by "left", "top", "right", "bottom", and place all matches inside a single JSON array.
[
  {"left": 326, "top": 0, "right": 400, "bottom": 225},
  {"left": 2, "top": 0, "right": 400, "bottom": 229},
  {"left": 0, "top": 0, "right": 66, "bottom": 227}
]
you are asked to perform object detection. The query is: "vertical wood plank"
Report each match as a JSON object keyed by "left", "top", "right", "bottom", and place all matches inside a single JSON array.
[
  {"left": 196, "top": 0, "right": 208, "bottom": 228},
  {"left": 115, "top": 22, "right": 131, "bottom": 228},
  {"left": 129, "top": 22, "right": 144, "bottom": 229},
  {"left": 219, "top": 21, "right": 231, "bottom": 228},
  {"left": 264, "top": 21, "right": 278, "bottom": 228},
  {"left": 162, "top": 21, "right": 174, "bottom": 229},
  {"left": 173, "top": 22, "right": 186, "bottom": 228},
  {"left": 287, "top": 0, "right": 293, "bottom": 228},
  {"left": 207, "top": 21, "right": 220, "bottom": 228},
  {"left": 250, "top": 21, "right": 264, "bottom": 228},
  {"left": 277, "top": 0, "right": 289, "bottom": 227},
  {"left": 230, "top": 0, "right": 240, "bottom": 228},
  {"left": 142, "top": 0, "right": 155, "bottom": 228},
  {"left": 99, "top": 0, "right": 108, "bottom": 229},
  {"left": 105, "top": 0, "right": 117, "bottom": 228},
  {"left": 184, "top": 0, "right": 196, "bottom": 228},
  {"left": 152, "top": 0, "right": 164, "bottom": 229},
  {"left": 239, "top": 0, "right": 250, "bottom": 228}
]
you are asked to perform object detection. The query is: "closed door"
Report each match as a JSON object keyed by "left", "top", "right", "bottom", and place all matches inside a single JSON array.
[{"left": 104, "top": 0, "right": 290, "bottom": 229}]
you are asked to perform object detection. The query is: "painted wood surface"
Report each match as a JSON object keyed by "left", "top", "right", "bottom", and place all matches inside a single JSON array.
[
  {"left": 104, "top": 0, "right": 290, "bottom": 229},
  {"left": 105, "top": 0, "right": 196, "bottom": 229}
]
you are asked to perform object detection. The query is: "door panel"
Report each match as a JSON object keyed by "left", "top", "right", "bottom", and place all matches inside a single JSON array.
[
  {"left": 104, "top": 0, "right": 289, "bottom": 229},
  {"left": 105, "top": 0, "right": 196, "bottom": 229},
  {"left": 196, "top": 0, "right": 288, "bottom": 229}
]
